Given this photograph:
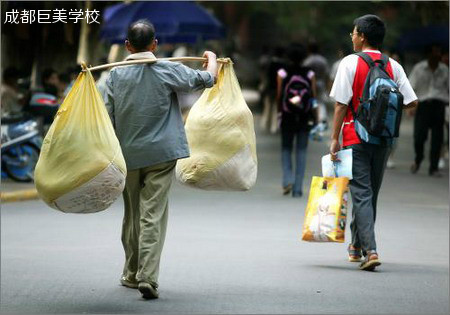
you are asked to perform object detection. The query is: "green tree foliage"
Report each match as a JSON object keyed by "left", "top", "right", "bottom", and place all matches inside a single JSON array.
[{"left": 203, "top": 1, "right": 449, "bottom": 57}]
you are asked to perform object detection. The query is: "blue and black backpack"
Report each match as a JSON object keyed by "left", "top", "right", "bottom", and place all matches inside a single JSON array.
[{"left": 350, "top": 52, "right": 404, "bottom": 146}]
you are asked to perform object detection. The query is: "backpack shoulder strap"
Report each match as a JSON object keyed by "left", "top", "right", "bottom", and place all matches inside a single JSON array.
[
  {"left": 348, "top": 99, "right": 357, "bottom": 121},
  {"left": 355, "top": 52, "right": 375, "bottom": 101},
  {"left": 380, "top": 54, "right": 389, "bottom": 67},
  {"left": 355, "top": 52, "right": 375, "bottom": 68},
  {"left": 373, "top": 54, "right": 389, "bottom": 71}
]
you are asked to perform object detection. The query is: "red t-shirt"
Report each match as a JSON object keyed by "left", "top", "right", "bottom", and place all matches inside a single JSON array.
[{"left": 342, "top": 52, "right": 394, "bottom": 147}]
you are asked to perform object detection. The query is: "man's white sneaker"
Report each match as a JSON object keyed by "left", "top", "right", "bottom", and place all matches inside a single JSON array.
[{"left": 120, "top": 276, "right": 138, "bottom": 289}]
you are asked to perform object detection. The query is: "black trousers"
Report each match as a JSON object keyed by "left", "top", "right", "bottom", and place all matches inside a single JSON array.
[{"left": 414, "top": 100, "right": 446, "bottom": 173}]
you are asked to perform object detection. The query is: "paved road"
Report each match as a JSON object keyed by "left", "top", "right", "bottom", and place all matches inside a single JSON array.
[{"left": 1, "top": 114, "right": 448, "bottom": 314}]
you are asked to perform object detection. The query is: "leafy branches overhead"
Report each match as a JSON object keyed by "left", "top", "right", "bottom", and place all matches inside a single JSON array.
[{"left": 205, "top": 1, "right": 449, "bottom": 56}]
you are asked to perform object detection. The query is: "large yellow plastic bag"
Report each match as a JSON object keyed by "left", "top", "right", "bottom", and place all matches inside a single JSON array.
[
  {"left": 302, "top": 176, "right": 349, "bottom": 242},
  {"left": 34, "top": 68, "right": 126, "bottom": 213},
  {"left": 176, "top": 60, "right": 257, "bottom": 190}
]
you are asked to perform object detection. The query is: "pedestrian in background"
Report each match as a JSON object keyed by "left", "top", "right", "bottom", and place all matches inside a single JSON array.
[
  {"left": 440, "top": 49, "right": 449, "bottom": 169},
  {"left": 40, "top": 68, "right": 62, "bottom": 101},
  {"left": 1, "top": 67, "right": 24, "bottom": 118},
  {"left": 260, "top": 46, "right": 286, "bottom": 134},
  {"left": 303, "top": 41, "right": 330, "bottom": 128},
  {"left": 329, "top": 45, "right": 350, "bottom": 85},
  {"left": 103, "top": 19, "right": 218, "bottom": 299},
  {"left": 329, "top": 14, "right": 418, "bottom": 271},
  {"left": 257, "top": 45, "right": 271, "bottom": 119},
  {"left": 277, "top": 43, "right": 318, "bottom": 197},
  {"left": 60, "top": 66, "right": 81, "bottom": 97},
  {"left": 408, "top": 44, "right": 449, "bottom": 177}
]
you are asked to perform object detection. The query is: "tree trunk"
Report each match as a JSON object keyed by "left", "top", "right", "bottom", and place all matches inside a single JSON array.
[{"left": 77, "top": 1, "right": 91, "bottom": 64}]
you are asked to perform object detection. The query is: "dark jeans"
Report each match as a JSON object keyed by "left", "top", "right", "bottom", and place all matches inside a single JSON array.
[
  {"left": 281, "top": 127, "right": 309, "bottom": 195},
  {"left": 414, "top": 100, "right": 446, "bottom": 173},
  {"left": 349, "top": 143, "right": 391, "bottom": 254}
]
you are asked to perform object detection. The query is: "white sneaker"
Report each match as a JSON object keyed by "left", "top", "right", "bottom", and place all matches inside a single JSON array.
[
  {"left": 438, "top": 158, "right": 445, "bottom": 170},
  {"left": 386, "top": 159, "right": 395, "bottom": 169}
]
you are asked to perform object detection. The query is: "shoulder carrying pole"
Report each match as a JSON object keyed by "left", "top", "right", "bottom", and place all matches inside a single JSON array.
[{"left": 81, "top": 57, "right": 232, "bottom": 72}]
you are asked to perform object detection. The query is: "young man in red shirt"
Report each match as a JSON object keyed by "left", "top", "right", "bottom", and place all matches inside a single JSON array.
[{"left": 329, "top": 15, "right": 418, "bottom": 271}]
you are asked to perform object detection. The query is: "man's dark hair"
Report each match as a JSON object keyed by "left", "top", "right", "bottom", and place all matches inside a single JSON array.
[
  {"left": 41, "top": 68, "right": 57, "bottom": 84},
  {"left": 287, "top": 43, "right": 307, "bottom": 65},
  {"left": 353, "top": 14, "right": 386, "bottom": 49},
  {"left": 127, "top": 19, "right": 155, "bottom": 51}
]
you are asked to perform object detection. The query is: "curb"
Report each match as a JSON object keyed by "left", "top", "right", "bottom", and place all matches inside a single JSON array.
[{"left": 1, "top": 189, "right": 39, "bottom": 203}]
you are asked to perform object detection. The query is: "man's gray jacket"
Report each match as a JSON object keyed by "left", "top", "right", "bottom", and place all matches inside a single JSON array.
[{"left": 103, "top": 52, "right": 214, "bottom": 170}]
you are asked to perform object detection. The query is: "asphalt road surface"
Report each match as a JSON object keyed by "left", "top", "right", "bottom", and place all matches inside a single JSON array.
[{"left": 1, "top": 115, "right": 448, "bottom": 314}]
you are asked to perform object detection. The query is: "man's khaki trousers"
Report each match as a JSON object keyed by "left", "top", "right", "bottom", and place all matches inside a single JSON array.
[{"left": 121, "top": 160, "right": 176, "bottom": 288}]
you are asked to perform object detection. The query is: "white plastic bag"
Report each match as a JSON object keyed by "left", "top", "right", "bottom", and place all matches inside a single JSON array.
[
  {"left": 176, "top": 60, "right": 257, "bottom": 190},
  {"left": 35, "top": 68, "right": 126, "bottom": 213}
]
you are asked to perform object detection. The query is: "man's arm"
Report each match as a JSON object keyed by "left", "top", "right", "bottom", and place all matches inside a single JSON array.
[
  {"left": 311, "top": 75, "right": 317, "bottom": 99},
  {"left": 167, "top": 52, "right": 217, "bottom": 93},
  {"left": 405, "top": 100, "right": 419, "bottom": 116},
  {"left": 398, "top": 63, "right": 419, "bottom": 114},
  {"left": 276, "top": 74, "right": 283, "bottom": 112},
  {"left": 329, "top": 102, "right": 347, "bottom": 160},
  {"left": 202, "top": 51, "right": 218, "bottom": 83},
  {"left": 391, "top": 60, "right": 419, "bottom": 114},
  {"left": 404, "top": 100, "right": 418, "bottom": 109},
  {"left": 310, "top": 75, "right": 319, "bottom": 124}
]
